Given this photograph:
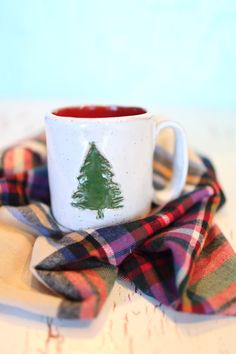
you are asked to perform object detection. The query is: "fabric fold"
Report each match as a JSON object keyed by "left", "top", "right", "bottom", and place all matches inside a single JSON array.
[{"left": 0, "top": 133, "right": 235, "bottom": 319}]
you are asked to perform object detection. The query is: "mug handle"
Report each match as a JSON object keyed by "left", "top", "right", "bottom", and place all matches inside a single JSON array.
[{"left": 153, "top": 120, "right": 188, "bottom": 205}]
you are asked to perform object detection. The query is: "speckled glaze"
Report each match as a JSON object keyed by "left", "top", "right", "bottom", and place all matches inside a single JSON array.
[{"left": 45, "top": 106, "right": 188, "bottom": 230}]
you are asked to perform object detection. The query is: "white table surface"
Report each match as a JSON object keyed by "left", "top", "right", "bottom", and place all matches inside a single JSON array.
[{"left": 0, "top": 101, "right": 235, "bottom": 354}]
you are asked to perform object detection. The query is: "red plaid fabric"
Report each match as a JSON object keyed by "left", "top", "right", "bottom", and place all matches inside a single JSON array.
[{"left": 1, "top": 134, "right": 236, "bottom": 319}]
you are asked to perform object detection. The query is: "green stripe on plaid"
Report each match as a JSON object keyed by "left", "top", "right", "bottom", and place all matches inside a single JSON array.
[{"left": 189, "top": 258, "right": 236, "bottom": 299}]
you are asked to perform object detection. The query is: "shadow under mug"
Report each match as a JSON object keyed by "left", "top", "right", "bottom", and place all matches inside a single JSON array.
[{"left": 45, "top": 105, "right": 188, "bottom": 230}]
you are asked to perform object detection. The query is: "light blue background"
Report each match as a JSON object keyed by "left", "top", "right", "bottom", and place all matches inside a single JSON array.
[{"left": 0, "top": 1, "right": 236, "bottom": 108}]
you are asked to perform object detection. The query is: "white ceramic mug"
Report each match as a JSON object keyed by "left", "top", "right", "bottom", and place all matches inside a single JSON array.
[{"left": 45, "top": 105, "right": 188, "bottom": 230}]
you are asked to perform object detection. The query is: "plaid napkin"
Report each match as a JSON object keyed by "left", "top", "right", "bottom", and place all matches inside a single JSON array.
[{"left": 0, "top": 131, "right": 235, "bottom": 320}]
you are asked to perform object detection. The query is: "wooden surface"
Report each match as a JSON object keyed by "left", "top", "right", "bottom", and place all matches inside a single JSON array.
[{"left": 0, "top": 101, "right": 236, "bottom": 354}]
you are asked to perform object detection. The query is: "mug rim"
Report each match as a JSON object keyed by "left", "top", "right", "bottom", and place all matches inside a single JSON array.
[{"left": 46, "top": 104, "right": 152, "bottom": 122}]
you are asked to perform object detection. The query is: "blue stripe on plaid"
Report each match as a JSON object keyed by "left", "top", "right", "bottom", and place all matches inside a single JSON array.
[{"left": 7, "top": 204, "right": 62, "bottom": 238}]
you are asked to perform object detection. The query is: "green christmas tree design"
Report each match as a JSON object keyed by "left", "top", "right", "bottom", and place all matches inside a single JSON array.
[{"left": 71, "top": 142, "right": 123, "bottom": 219}]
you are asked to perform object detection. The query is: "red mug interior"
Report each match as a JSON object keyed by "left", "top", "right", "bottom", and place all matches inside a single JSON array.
[{"left": 52, "top": 105, "right": 147, "bottom": 118}]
